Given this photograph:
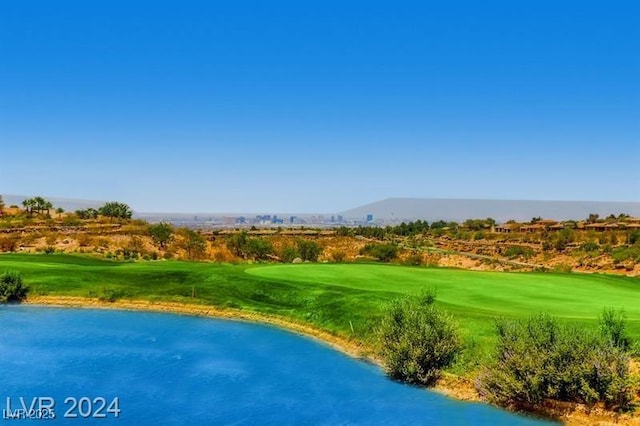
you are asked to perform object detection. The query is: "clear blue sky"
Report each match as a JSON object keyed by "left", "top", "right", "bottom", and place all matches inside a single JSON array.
[{"left": 1, "top": 1, "right": 638, "bottom": 213}]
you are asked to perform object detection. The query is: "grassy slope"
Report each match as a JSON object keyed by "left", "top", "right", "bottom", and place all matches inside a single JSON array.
[{"left": 2, "top": 254, "right": 639, "bottom": 371}]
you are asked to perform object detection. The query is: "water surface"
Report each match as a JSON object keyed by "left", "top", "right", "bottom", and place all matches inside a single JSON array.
[{"left": 0, "top": 306, "right": 554, "bottom": 425}]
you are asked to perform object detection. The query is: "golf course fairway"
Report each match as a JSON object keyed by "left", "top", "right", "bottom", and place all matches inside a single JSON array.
[{"left": 2, "top": 254, "right": 639, "bottom": 366}]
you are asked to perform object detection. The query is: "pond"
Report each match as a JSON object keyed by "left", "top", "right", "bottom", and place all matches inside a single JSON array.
[{"left": 0, "top": 306, "right": 554, "bottom": 425}]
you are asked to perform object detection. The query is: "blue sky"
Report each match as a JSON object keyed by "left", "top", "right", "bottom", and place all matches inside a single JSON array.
[{"left": 1, "top": 1, "right": 638, "bottom": 213}]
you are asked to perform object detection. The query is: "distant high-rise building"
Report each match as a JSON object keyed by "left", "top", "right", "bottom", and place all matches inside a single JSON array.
[
  {"left": 337, "top": 215, "right": 343, "bottom": 222},
  {"left": 366, "top": 214, "right": 373, "bottom": 223},
  {"left": 331, "top": 216, "right": 335, "bottom": 222},
  {"left": 290, "top": 216, "right": 296, "bottom": 224}
]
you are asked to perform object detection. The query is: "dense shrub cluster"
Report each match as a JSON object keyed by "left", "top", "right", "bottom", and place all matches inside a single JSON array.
[
  {"left": 503, "top": 245, "right": 535, "bottom": 259},
  {"left": 296, "top": 239, "right": 322, "bottom": 262},
  {"left": 279, "top": 240, "right": 323, "bottom": 262},
  {"left": 360, "top": 243, "right": 398, "bottom": 262},
  {"left": 580, "top": 241, "right": 600, "bottom": 252},
  {"left": 0, "top": 271, "right": 29, "bottom": 303},
  {"left": 378, "top": 291, "right": 462, "bottom": 385},
  {"left": 475, "top": 313, "right": 634, "bottom": 410},
  {"left": 611, "top": 243, "right": 640, "bottom": 264},
  {"left": 225, "top": 232, "right": 273, "bottom": 261},
  {"left": 336, "top": 220, "right": 457, "bottom": 239}
]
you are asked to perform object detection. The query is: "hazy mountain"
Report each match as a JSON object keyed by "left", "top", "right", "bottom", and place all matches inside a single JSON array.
[
  {"left": 3, "top": 194, "right": 105, "bottom": 212},
  {"left": 339, "top": 198, "right": 640, "bottom": 223},
  {"left": 5, "top": 194, "right": 639, "bottom": 224}
]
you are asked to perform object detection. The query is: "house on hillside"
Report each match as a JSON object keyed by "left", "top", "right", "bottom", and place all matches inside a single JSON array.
[
  {"left": 584, "top": 223, "right": 619, "bottom": 232},
  {"left": 548, "top": 223, "right": 566, "bottom": 231},
  {"left": 519, "top": 224, "right": 547, "bottom": 233},
  {"left": 493, "top": 223, "right": 519, "bottom": 233}
]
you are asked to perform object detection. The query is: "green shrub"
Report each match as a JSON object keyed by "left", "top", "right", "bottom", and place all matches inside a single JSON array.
[
  {"left": 473, "top": 231, "right": 485, "bottom": 240},
  {"left": 0, "top": 271, "right": 29, "bottom": 302},
  {"left": 244, "top": 238, "right": 273, "bottom": 261},
  {"left": 611, "top": 244, "right": 640, "bottom": 264},
  {"left": 43, "top": 246, "right": 55, "bottom": 254},
  {"left": 296, "top": 239, "right": 322, "bottom": 262},
  {"left": 475, "top": 313, "right": 634, "bottom": 410},
  {"left": 378, "top": 290, "right": 462, "bottom": 386},
  {"left": 551, "top": 263, "right": 573, "bottom": 273},
  {"left": 62, "top": 216, "right": 81, "bottom": 226},
  {"left": 280, "top": 245, "right": 299, "bottom": 263},
  {"left": 580, "top": 242, "right": 600, "bottom": 252},
  {"left": 503, "top": 245, "right": 534, "bottom": 259},
  {"left": 226, "top": 232, "right": 274, "bottom": 261},
  {"left": 600, "top": 308, "right": 632, "bottom": 351},
  {"left": 360, "top": 243, "right": 399, "bottom": 262},
  {"left": 98, "top": 288, "right": 127, "bottom": 302},
  {"left": 554, "top": 229, "right": 575, "bottom": 251}
]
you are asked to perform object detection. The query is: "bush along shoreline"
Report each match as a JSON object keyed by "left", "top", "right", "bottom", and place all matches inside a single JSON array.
[
  {"left": 378, "top": 291, "right": 637, "bottom": 415},
  {"left": 474, "top": 311, "right": 635, "bottom": 412},
  {"left": 0, "top": 271, "right": 29, "bottom": 303},
  {"left": 377, "top": 290, "right": 462, "bottom": 386}
]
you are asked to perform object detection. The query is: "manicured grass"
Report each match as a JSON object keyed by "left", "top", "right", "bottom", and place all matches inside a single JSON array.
[{"left": 2, "top": 254, "right": 639, "bottom": 373}]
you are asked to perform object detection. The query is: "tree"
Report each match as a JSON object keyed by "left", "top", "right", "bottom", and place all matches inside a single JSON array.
[
  {"left": 55, "top": 207, "right": 65, "bottom": 219},
  {"left": 76, "top": 208, "right": 99, "bottom": 219},
  {"left": 296, "top": 239, "right": 322, "bottom": 262},
  {"left": 21, "top": 196, "right": 54, "bottom": 216},
  {"left": 148, "top": 222, "right": 173, "bottom": 249},
  {"left": 0, "top": 271, "right": 29, "bottom": 303},
  {"left": 587, "top": 213, "right": 600, "bottom": 224},
  {"left": 225, "top": 232, "right": 274, "bottom": 260},
  {"left": 430, "top": 220, "right": 447, "bottom": 230},
  {"left": 226, "top": 231, "right": 249, "bottom": 257},
  {"left": 179, "top": 229, "right": 207, "bottom": 260},
  {"left": 22, "top": 198, "right": 36, "bottom": 216},
  {"left": 378, "top": 290, "right": 461, "bottom": 386},
  {"left": 0, "top": 194, "right": 5, "bottom": 215},
  {"left": 44, "top": 201, "right": 53, "bottom": 216},
  {"left": 99, "top": 202, "right": 133, "bottom": 220},
  {"left": 244, "top": 238, "right": 273, "bottom": 260}
]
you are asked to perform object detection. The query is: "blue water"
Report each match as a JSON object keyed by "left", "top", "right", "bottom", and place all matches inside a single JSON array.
[{"left": 0, "top": 306, "right": 554, "bottom": 425}]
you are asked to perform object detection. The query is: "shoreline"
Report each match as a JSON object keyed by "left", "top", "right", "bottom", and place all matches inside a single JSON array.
[{"left": 23, "top": 295, "right": 640, "bottom": 426}]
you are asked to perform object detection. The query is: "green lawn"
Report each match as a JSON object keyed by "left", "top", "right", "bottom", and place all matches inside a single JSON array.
[{"left": 2, "top": 254, "right": 639, "bottom": 373}]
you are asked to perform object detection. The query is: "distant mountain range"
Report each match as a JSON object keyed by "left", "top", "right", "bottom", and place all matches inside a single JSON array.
[
  {"left": 4, "top": 194, "right": 639, "bottom": 223},
  {"left": 339, "top": 198, "right": 640, "bottom": 223}
]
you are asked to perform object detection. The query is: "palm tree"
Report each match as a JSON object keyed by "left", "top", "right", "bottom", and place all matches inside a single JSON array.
[
  {"left": 33, "top": 196, "right": 46, "bottom": 215},
  {"left": 55, "top": 207, "right": 65, "bottom": 219},
  {"left": 22, "top": 199, "right": 36, "bottom": 216},
  {"left": 44, "top": 201, "right": 53, "bottom": 217}
]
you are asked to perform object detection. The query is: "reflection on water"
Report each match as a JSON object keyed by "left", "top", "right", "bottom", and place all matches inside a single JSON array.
[{"left": 0, "top": 305, "right": 555, "bottom": 425}]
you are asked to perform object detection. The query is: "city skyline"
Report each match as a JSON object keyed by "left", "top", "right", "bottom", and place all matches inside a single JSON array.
[{"left": 1, "top": 1, "right": 638, "bottom": 212}]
